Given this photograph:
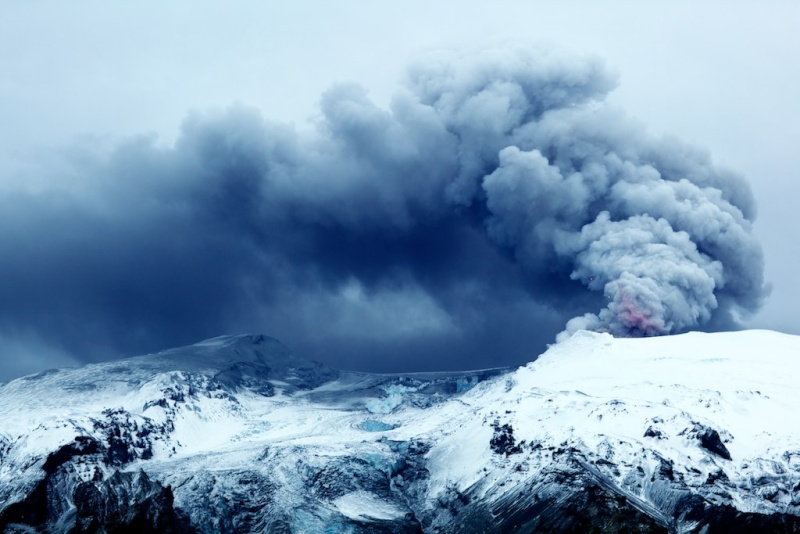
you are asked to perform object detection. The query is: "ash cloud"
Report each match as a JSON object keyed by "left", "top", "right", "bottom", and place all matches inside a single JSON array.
[{"left": 0, "top": 47, "right": 766, "bottom": 377}]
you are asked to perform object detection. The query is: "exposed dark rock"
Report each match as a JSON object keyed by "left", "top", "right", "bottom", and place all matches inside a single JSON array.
[
  {"left": 309, "top": 459, "right": 391, "bottom": 500},
  {"left": 698, "top": 428, "right": 732, "bottom": 461},
  {"left": 679, "top": 423, "right": 732, "bottom": 461},
  {"left": 523, "top": 483, "right": 668, "bottom": 534},
  {"left": 94, "top": 408, "right": 172, "bottom": 467},
  {"left": 657, "top": 457, "right": 675, "bottom": 481},
  {"left": 452, "top": 466, "right": 670, "bottom": 534},
  {"left": 705, "top": 469, "right": 729, "bottom": 485},
  {"left": 644, "top": 427, "right": 664, "bottom": 439},
  {"left": 490, "top": 423, "right": 523, "bottom": 456},
  {"left": 72, "top": 470, "right": 194, "bottom": 533},
  {"left": 170, "top": 470, "right": 277, "bottom": 533},
  {"left": 43, "top": 436, "right": 103, "bottom": 474},
  {"left": 0, "top": 441, "right": 193, "bottom": 533},
  {"left": 677, "top": 495, "right": 800, "bottom": 533},
  {"left": 0, "top": 477, "right": 49, "bottom": 528}
]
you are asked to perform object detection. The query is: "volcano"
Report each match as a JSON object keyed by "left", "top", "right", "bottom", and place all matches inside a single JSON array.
[{"left": 1, "top": 330, "right": 800, "bottom": 532}]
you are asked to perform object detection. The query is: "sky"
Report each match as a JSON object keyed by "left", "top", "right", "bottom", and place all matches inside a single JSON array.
[{"left": 0, "top": 1, "right": 798, "bottom": 380}]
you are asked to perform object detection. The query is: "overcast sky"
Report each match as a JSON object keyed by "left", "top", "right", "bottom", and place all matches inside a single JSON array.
[{"left": 0, "top": 1, "right": 798, "bottom": 380}]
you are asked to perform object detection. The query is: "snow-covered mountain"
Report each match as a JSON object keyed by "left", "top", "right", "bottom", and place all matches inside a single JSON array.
[{"left": 2, "top": 330, "right": 800, "bottom": 533}]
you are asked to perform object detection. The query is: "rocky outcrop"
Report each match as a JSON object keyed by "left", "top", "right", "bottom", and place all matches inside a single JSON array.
[
  {"left": 0, "top": 439, "right": 192, "bottom": 533},
  {"left": 72, "top": 470, "right": 193, "bottom": 533}
]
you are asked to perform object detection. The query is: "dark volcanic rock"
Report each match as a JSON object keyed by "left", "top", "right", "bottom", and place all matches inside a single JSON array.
[
  {"left": 72, "top": 470, "right": 193, "bottom": 534},
  {"left": 490, "top": 422, "right": 523, "bottom": 456},
  {"left": 698, "top": 428, "right": 732, "bottom": 461},
  {"left": 43, "top": 436, "right": 103, "bottom": 474},
  {"left": 420, "top": 463, "right": 669, "bottom": 534},
  {"left": 522, "top": 483, "right": 668, "bottom": 534},
  {"left": 0, "top": 477, "right": 49, "bottom": 528},
  {"left": 0, "top": 452, "right": 193, "bottom": 533},
  {"left": 676, "top": 495, "right": 800, "bottom": 533}
]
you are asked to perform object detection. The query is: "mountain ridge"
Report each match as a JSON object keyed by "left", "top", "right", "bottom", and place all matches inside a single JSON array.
[{"left": 2, "top": 329, "right": 800, "bottom": 532}]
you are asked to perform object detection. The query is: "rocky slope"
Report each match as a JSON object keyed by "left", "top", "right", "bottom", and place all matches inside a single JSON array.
[{"left": 1, "top": 330, "right": 800, "bottom": 532}]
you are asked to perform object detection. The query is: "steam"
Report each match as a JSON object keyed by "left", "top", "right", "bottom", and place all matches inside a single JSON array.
[{"left": 0, "top": 46, "right": 766, "bottom": 373}]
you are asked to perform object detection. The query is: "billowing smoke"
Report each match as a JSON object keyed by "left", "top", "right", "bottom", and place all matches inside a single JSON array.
[{"left": 0, "top": 46, "right": 766, "bottom": 376}]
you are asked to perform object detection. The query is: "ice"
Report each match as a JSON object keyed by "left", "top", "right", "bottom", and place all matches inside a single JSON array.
[
  {"left": 333, "top": 491, "right": 406, "bottom": 522},
  {"left": 365, "top": 384, "right": 416, "bottom": 414},
  {"left": 4, "top": 329, "right": 800, "bottom": 529},
  {"left": 358, "top": 420, "right": 399, "bottom": 432}
]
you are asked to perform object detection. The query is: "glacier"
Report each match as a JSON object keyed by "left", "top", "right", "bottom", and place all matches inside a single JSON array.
[{"left": 1, "top": 330, "right": 800, "bottom": 532}]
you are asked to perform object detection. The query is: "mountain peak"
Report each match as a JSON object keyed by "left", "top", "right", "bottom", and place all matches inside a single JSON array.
[
  {"left": 3, "top": 330, "right": 800, "bottom": 532},
  {"left": 190, "top": 333, "right": 277, "bottom": 348}
]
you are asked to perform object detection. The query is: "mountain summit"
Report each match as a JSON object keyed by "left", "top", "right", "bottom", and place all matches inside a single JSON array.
[{"left": 1, "top": 330, "right": 799, "bottom": 532}]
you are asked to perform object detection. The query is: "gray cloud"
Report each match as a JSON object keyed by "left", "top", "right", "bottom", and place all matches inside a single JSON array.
[{"left": 0, "top": 47, "right": 766, "bottom": 379}]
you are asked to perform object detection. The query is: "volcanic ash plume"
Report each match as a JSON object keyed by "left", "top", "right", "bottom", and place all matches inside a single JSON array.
[
  {"left": 0, "top": 47, "right": 767, "bottom": 369},
  {"left": 408, "top": 48, "right": 765, "bottom": 340}
]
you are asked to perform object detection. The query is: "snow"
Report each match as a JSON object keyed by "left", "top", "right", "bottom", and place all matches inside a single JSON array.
[
  {"left": 333, "top": 491, "right": 406, "bottom": 522},
  {"left": 512, "top": 330, "right": 800, "bottom": 459},
  {"left": 365, "top": 383, "right": 417, "bottom": 414},
  {"left": 3, "top": 329, "right": 800, "bottom": 527},
  {"left": 405, "top": 329, "right": 800, "bottom": 516}
]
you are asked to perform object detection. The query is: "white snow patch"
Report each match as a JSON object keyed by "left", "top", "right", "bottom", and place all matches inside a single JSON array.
[{"left": 333, "top": 491, "right": 406, "bottom": 522}]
